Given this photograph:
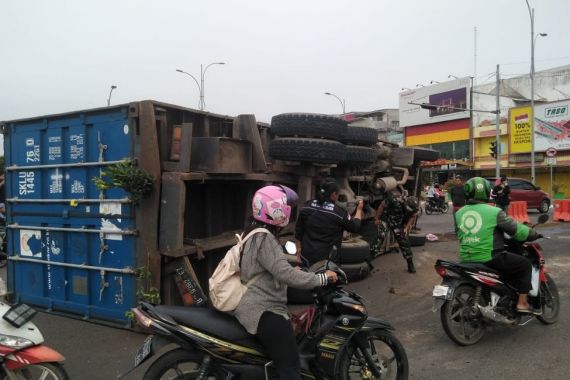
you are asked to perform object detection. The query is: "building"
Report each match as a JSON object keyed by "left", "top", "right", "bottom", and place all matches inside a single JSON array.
[{"left": 342, "top": 109, "right": 403, "bottom": 145}]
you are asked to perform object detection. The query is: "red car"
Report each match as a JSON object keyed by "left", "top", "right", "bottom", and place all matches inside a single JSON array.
[{"left": 485, "top": 177, "right": 551, "bottom": 213}]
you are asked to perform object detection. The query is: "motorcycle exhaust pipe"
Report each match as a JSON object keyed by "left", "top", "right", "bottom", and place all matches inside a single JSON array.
[{"left": 478, "top": 305, "right": 516, "bottom": 325}]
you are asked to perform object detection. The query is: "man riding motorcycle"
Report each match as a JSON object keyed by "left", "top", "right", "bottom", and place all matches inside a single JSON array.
[{"left": 455, "top": 177, "right": 542, "bottom": 314}]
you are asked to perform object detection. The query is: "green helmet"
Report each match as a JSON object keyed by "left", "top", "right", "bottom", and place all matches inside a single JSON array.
[{"left": 464, "top": 177, "right": 491, "bottom": 202}]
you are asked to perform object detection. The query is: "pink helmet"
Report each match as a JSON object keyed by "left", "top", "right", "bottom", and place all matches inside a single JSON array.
[{"left": 252, "top": 185, "right": 297, "bottom": 227}]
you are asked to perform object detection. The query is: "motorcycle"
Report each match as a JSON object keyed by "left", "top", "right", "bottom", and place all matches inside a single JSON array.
[
  {"left": 432, "top": 213, "right": 560, "bottom": 346},
  {"left": 0, "top": 302, "right": 69, "bottom": 379},
  {"left": 424, "top": 197, "right": 448, "bottom": 215},
  {"left": 120, "top": 258, "right": 409, "bottom": 379}
]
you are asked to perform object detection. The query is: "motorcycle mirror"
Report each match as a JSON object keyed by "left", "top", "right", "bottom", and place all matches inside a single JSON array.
[
  {"left": 284, "top": 241, "right": 297, "bottom": 255},
  {"left": 537, "top": 214, "right": 549, "bottom": 225}
]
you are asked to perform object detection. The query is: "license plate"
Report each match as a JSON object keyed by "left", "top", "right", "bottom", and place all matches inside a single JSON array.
[
  {"left": 432, "top": 285, "right": 451, "bottom": 298},
  {"left": 134, "top": 336, "right": 154, "bottom": 368}
]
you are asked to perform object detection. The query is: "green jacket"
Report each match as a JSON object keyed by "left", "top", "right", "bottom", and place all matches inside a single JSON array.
[{"left": 455, "top": 202, "right": 535, "bottom": 263}]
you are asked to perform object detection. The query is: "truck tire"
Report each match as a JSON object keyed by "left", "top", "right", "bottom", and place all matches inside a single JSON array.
[
  {"left": 340, "top": 261, "right": 371, "bottom": 282},
  {"left": 269, "top": 137, "right": 346, "bottom": 164},
  {"left": 342, "top": 146, "right": 377, "bottom": 165},
  {"left": 271, "top": 113, "right": 347, "bottom": 141},
  {"left": 339, "top": 238, "right": 371, "bottom": 264},
  {"left": 343, "top": 126, "right": 378, "bottom": 146}
]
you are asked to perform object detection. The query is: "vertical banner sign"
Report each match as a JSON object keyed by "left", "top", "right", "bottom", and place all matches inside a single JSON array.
[{"left": 510, "top": 107, "right": 532, "bottom": 153}]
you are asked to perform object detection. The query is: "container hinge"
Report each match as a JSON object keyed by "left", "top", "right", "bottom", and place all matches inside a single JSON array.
[{"left": 99, "top": 270, "right": 109, "bottom": 302}]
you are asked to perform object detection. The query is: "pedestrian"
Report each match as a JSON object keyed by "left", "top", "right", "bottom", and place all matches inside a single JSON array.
[
  {"left": 236, "top": 184, "right": 338, "bottom": 379},
  {"left": 372, "top": 188, "right": 418, "bottom": 273},
  {"left": 449, "top": 176, "right": 466, "bottom": 233},
  {"left": 295, "top": 177, "right": 363, "bottom": 266},
  {"left": 491, "top": 176, "right": 511, "bottom": 213}
]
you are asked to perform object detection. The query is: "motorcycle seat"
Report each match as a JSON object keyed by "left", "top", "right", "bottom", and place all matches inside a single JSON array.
[
  {"left": 154, "top": 305, "right": 265, "bottom": 352},
  {"left": 455, "top": 262, "right": 501, "bottom": 277}
]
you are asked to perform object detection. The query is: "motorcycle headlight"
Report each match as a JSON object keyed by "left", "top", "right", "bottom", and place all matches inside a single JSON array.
[{"left": 0, "top": 334, "right": 34, "bottom": 349}]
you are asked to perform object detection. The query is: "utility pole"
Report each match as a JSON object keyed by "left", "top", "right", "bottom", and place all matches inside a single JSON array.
[{"left": 495, "top": 65, "right": 501, "bottom": 178}]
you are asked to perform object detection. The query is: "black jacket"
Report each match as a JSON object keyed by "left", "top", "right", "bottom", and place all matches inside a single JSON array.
[
  {"left": 450, "top": 184, "right": 466, "bottom": 207},
  {"left": 295, "top": 200, "right": 361, "bottom": 265},
  {"left": 492, "top": 184, "right": 511, "bottom": 206}
]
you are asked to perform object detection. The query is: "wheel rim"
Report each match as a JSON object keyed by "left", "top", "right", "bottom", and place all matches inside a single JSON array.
[
  {"left": 444, "top": 288, "right": 484, "bottom": 344},
  {"left": 346, "top": 337, "right": 400, "bottom": 380},
  {"left": 540, "top": 279, "right": 560, "bottom": 321},
  {"left": 17, "top": 364, "right": 63, "bottom": 380},
  {"left": 540, "top": 201, "right": 549, "bottom": 213}
]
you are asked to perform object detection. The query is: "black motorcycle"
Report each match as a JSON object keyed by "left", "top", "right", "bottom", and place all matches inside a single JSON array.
[
  {"left": 432, "top": 214, "right": 560, "bottom": 346},
  {"left": 424, "top": 197, "right": 448, "bottom": 215},
  {"left": 120, "top": 261, "right": 409, "bottom": 379}
]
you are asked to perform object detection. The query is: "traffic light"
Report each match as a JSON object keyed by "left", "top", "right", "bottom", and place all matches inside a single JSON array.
[{"left": 489, "top": 141, "right": 497, "bottom": 158}]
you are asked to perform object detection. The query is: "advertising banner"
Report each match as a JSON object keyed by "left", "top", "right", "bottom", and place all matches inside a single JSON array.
[
  {"left": 509, "top": 100, "right": 570, "bottom": 153},
  {"left": 399, "top": 77, "right": 471, "bottom": 128},
  {"left": 509, "top": 107, "right": 532, "bottom": 153}
]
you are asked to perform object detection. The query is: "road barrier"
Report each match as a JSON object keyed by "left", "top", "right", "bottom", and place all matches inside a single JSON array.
[
  {"left": 553, "top": 199, "right": 570, "bottom": 222},
  {"left": 508, "top": 201, "right": 530, "bottom": 224}
]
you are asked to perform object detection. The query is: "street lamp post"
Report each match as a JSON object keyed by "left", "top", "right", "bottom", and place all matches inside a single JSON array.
[
  {"left": 107, "top": 85, "right": 117, "bottom": 107},
  {"left": 176, "top": 62, "right": 225, "bottom": 111},
  {"left": 324, "top": 92, "right": 346, "bottom": 114},
  {"left": 526, "top": 0, "right": 548, "bottom": 184}
]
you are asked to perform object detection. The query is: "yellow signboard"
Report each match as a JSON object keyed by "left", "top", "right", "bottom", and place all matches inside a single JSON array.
[{"left": 509, "top": 107, "right": 532, "bottom": 153}]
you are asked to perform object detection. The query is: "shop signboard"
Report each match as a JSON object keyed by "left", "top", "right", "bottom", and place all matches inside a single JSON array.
[
  {"left": 509, "top": 107, "right": 532, "bottom": 153},
  {"left": 399, "top": 77, "right": 471, "bottom": 128}
]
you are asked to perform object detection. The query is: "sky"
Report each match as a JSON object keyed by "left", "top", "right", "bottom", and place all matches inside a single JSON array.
[{"left": 1, "top": 0, "right": 568, "bottom": 130}]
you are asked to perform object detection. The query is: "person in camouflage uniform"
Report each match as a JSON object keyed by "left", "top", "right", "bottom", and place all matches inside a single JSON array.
[{"left": 371, "top": 190, "right": 418, "bottom": 273}]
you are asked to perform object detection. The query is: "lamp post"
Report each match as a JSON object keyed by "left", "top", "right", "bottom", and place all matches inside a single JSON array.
[
  {"left": 176, "top": 62, "right": 225, "bottom": 111},
  {"left": 430, "top": 80, "right": 440, "bottom": 84},
  {"left": 324, "top": 92, "right": 346, "bottom": 114},
  {"left": 107, "top": 85, "right": 117, "bottom": 107},
  {"left": 526, "top": 0, "right": 548, "bottom": 184},
  {"left": 448, "top": 75, "right": 459, "bottom": 79}
]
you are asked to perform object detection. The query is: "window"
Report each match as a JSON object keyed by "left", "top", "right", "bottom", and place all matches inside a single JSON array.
[
  {"left": 509, "top": 180, "right": 523, "bottom": 189},
  {"left": 519, "top": 181, "right": 535, "bottom": 191}
]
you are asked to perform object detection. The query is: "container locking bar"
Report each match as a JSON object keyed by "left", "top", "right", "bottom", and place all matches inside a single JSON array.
[
  {"left": 6, "top": 224, "right": 138, "bottom": 236},
  {"left": 8, "top": 256, "right": 137, "bottom": 275},
  {"left": 6, "top": 198, "right": 132, "bottom": 204},
  {"left": 6, "top": 159, "right": 133, "bottom": 171}
]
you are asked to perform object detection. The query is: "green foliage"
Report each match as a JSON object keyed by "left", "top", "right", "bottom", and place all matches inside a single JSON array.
[
  {"left": 442, "top": 179, "right": 456, "bottom": 192},
  {"left": 93, "top": 160, "right": 154, "bottom": 203}
]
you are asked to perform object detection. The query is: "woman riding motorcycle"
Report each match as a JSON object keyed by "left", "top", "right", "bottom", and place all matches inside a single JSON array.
[
  {"left": 234, "top": 185, "right": 338, "bottom": 379},
  {"left": 455, "top": 177, "right": 542, "bottom": 314}
]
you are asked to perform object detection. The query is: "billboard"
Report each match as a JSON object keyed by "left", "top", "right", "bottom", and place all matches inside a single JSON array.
[
  {"left": 399, "top": 77, "right": 471, "bottom": 128},
  {"left": 509, "top": 100, "right": 570, "bottom": 153}
]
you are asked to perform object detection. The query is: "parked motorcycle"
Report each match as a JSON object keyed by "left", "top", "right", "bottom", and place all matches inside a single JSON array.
[
  {"left": 120, "top": 260, "right": 409, "bottom": 379},
  {"left": 424, "top": 197, "right": 448, "bottom": 215},
  {"left": 0, "top": 302, "right": 69, "bottom": 379},
  {"left": 432, "top": 214, "right": 559, "bottom": 346}
]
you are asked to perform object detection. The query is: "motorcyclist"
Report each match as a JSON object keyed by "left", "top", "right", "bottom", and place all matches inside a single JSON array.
[
  {"left": 295, "top": 177, "right": 363, "bottom": 266},
  {"left": 235, "top": 185, "right": 338, "bottom": 380},
  {"left": 456, "top": 177, "right": 541, "bottom": 314}
]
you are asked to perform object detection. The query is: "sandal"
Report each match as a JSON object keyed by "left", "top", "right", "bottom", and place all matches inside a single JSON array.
[{"left": 516, "top": 307, "right": 532, "bottom": 314}]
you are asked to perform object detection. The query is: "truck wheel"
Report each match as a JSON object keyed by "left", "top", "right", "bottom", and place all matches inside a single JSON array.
[
  {"left": 269, "top": 137, "right": 346, "bottom": 164},
  {"left": 270, "top": 113, "right": 347, "bottom": 141},
  {"left": 339, "top": 238, "right": 371, "bottom": 264},
  {"left": 342, "top": 146, "right": 377, "bottom": 165},
  {"left": 343, "top": 126, "right": 378, "bottom": 146},
  {"left": 340, "top": 261, "right": 371, "bottom": 282}
]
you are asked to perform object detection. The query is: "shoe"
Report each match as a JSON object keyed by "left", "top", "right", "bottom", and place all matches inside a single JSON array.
[
  {"left": 516, "top": 307, "right": 532, "bottom": 314},
  {"left": 407, "top": 259, "right": 416, "bottom": 274}
]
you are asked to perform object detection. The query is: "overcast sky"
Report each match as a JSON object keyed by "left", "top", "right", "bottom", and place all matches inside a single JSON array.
[{"left": 1, "top": 0, "right": 568, "bottom": 129}]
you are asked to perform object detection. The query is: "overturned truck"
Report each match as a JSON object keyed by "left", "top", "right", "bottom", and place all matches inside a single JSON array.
[{"left": 1, "top": 101, "right": 437, "bottom": 324}]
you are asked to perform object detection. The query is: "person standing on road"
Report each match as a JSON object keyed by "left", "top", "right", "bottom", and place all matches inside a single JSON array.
[
  {"left": 372, "top": 189, "right": 418, "bottom": 273},
  {"left": 295, "top": 177, "right": 363, "bottom": 266},
  {"left": 491, "top": 176, "right": 511, "bottom": 213},
  {"left": 236, "top": 185, "right": 338, "bottom": 379},
  {"left": 449, "top": 176, "right": 466, "bottom": 233},
  {"left": 456, "top": 177, "right": 541, "bottom": 314}
]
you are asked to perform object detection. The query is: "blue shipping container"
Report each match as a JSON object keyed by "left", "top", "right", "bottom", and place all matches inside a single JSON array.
[{"left": 3, "top": 105, "right": 146, "bottom": 324}]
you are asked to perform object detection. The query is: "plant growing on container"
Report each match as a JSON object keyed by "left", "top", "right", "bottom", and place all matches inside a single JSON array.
[{"left": 93, "top": 160, "right": 154, "bottom": 203}]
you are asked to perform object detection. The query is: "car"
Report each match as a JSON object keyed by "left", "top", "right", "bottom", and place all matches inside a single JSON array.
[{"left": 484, "top": 177, "right": 551, "bottom": 213}]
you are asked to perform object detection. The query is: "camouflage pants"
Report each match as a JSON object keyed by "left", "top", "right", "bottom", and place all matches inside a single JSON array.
[{"left": 370, "top": 222, "right": 413, "bottom": 260}]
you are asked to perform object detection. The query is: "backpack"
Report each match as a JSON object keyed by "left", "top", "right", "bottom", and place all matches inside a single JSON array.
[{"left": 208, "top": 228, "right": 270, "bottom": 312}]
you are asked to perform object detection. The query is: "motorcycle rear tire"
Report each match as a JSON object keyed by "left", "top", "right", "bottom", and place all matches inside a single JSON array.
[
  {"left": 440, "top": 285, "right": 485, "bottom": 346},
  {"left": 8, "top": 362, "right": 70, "bottom": 380},
  {"left": 424, "top": 203, "right": 433, "bottom": 215},
  {"left": 143, "top": 349, "right": 225, "bottom": 380},
  {"left": 339, "top": 329, "right": 409, "bottom": 380},
  {"left": 440, "top": 203, "right": 449, "bottom": 213},
  {"left": 537, "top": 274, "right": 560, "bottom": 325}
]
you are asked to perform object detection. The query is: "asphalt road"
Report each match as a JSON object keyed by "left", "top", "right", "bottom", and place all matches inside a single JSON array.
[{"left": 1, "top": 209, "right": 568, "bottom": 380}]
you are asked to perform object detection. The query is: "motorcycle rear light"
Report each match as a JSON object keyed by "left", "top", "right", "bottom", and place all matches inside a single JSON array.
[
  {"left": 435, "top": 266, "right": 447, "bottom": 278},
  {"left": 132, "top": 308, "right": 153, "bottom": 329}
]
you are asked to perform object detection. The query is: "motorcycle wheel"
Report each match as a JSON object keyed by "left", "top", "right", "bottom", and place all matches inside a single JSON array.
[
  {"left": 143, "top": 349, "right": 224, "bottom": 380},
  {"left": 537, "top": 274, "right": 560, "bottom": 325},
  {"left": 3, "top": 363, "right": 70, "bottom": 380},
  {"left": 440, "top": 203, "right": 449, "bottom": 213},
  {"left": 339, "top": 329, "right": 409, "bottom": 380},
  {"left": 440, "top": 285, "right": 485, "bottom": 346},
  {"left": 424, "top": 203, "right": 433, "bottom": 215}
]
